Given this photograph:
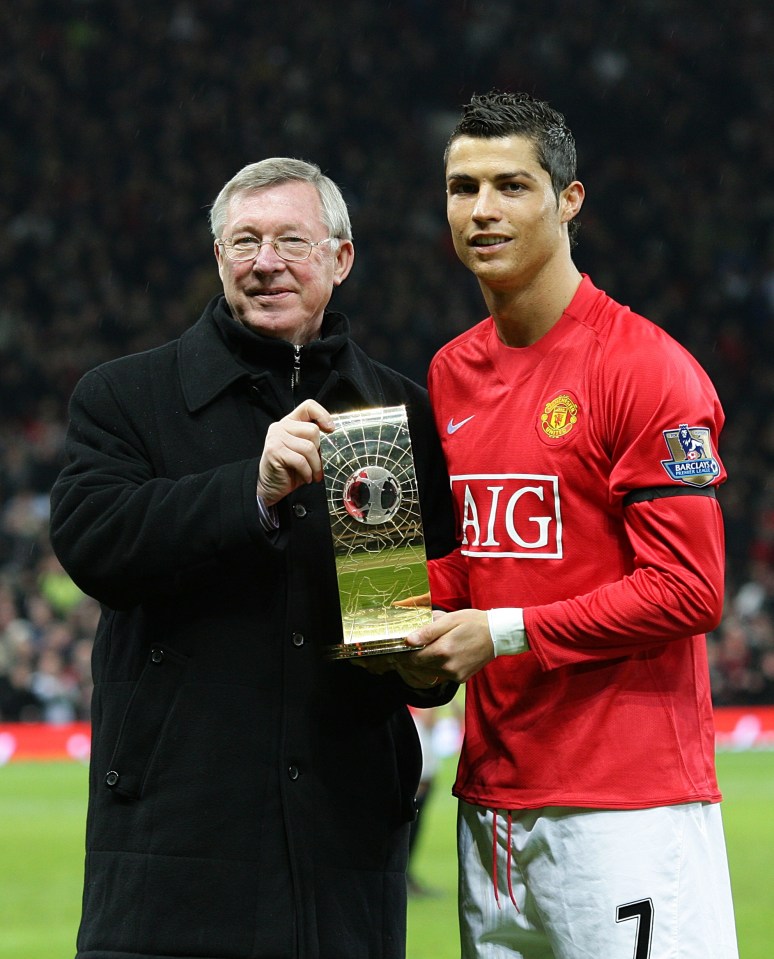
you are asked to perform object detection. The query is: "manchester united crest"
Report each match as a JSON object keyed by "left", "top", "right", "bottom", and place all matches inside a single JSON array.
[{"left": 540, "top": 392, "right": 579, "bottom": 439}]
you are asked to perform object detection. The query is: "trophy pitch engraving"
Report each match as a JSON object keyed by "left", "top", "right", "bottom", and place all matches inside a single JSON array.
[{"left": 320, "top": 405, "right": 432, "bottom": 660}]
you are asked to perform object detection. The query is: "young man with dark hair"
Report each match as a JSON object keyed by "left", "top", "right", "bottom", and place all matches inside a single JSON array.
[{"left": 406, "top": 91, "right": 738, "bottom": 959}]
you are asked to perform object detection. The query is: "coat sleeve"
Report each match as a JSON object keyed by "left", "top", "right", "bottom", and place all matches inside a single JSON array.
[{"left": 49, "top": 368, "right": 279, "bottom": 609}]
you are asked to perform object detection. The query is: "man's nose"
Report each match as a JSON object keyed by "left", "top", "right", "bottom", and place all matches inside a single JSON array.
[
  {"left": 472, "top": 185, "right": 502, "bottom": 221},
  {"left": 252, "top": 240, "right": 286, "bottom": 270}
]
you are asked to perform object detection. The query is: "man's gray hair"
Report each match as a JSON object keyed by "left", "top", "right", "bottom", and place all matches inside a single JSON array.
[{"left": 209, "top": 157, "right": 352, "bottom": 241}]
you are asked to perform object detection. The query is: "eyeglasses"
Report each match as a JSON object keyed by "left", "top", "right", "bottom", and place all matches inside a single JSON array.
[{"left": 218, "top": 234, "right": 338, "bottom": 263}]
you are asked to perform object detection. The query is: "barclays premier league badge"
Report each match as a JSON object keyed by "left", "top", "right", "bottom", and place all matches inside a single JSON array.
[
  {"left": 660, "top": 424, "right": 720, "bottom": 488},
  {"left": 319, "top": 406, "right": 432, "bottom": 660}
]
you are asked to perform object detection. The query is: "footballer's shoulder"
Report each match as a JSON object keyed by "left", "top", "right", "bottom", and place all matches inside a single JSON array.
[
  {"left": 431, "top": 316, "right": 493, "bottom": 366},
  {"left": 573, "top": 277, "right": 659, "bottom": 340},
  {"left": 580, "top": 283, "right": 686, "bottom": 360}
]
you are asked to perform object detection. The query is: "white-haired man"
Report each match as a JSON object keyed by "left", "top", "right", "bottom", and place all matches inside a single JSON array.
[{"left": 51, "top": 157, "right": 457, "bottom": 959}]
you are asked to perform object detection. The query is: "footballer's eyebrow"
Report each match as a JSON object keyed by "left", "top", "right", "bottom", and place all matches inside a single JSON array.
[{"left": 446, "top": 169, "right": 539, "bottom": 185}]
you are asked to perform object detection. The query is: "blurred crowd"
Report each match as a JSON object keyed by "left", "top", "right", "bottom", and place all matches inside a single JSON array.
[{"left": 2, "top": 0, "right": 774, "bottom": 722}]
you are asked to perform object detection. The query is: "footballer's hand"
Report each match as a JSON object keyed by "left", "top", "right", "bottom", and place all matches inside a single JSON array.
[
  {"left": 351, "top": 648, "right": 447, "bottom": 689},
  {"left": 404, "top": 609, "right": 494, "bottom": 683},
  {"left": 257, "top": 400, "right": 334, "bottom": 506},
  {"left": 351, "top": 609, "right": 450, "bottom": 687},
  {"left": 351, "top": 653, "right": 396, "bottom": 676},
  {"left": 392, "top": 591, "right": 432, "bottom": 608}
]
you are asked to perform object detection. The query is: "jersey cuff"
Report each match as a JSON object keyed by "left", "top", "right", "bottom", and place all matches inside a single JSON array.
[{"left": 487, "top": 608, "right": 528, "bottom": 657}]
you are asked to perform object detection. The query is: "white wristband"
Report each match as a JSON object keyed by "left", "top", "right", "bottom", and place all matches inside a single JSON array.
[{"left": 487, "top": 608, "right": 528, "bottom": 657}]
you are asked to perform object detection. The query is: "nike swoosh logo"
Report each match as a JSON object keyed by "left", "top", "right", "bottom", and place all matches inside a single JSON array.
[{"left": 447, "top": 415, "right": 475, "bottom": 435}]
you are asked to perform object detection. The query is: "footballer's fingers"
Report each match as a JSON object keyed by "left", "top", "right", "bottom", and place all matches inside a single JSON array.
[
  {"left": 389, "top": 656, "right": 447, "bottom": 689},
  {"left": 405, "top": 609, "right": 494, "bottom": 683},
  {"left": 392, "top": 591, "right": 432, "bottom": 608},
  {"left": 351, "top": 653, "right": 398, "bottom": 676},
  {"left": 352, "top": 652, "right": 446, "bottom": 689}
]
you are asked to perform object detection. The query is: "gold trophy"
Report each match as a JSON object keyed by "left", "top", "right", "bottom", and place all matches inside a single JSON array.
[{"left": 320, "top": 406, "right": 432, "bottom": 660}]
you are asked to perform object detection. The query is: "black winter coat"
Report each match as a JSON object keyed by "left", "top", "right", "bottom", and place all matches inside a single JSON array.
[{"left": 49, "top": 298, "right": 457, "bottom": 959}]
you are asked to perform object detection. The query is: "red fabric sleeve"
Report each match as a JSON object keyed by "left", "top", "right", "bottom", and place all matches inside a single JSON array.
[
  {"left": 428, "top": 548, "right": 470, "bottom": 610},
  {"left": 524, "top": 492, "right": 725, "bottom": 670}
]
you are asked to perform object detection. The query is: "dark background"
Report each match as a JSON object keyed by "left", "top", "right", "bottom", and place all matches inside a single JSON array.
[{"left": 2, "top": 0, "right": 773, "bottom": 720}]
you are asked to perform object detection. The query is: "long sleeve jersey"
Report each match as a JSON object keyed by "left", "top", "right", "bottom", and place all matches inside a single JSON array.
[{"left": 428, "top": 275, "right": 726, "bottom": 810}]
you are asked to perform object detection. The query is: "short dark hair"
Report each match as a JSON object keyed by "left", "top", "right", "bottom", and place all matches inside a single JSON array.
[{"left": 445, "top": 90, "right": 580, "bottom": 243}]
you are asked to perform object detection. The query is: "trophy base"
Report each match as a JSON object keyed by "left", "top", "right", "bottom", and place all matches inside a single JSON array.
[{"left": 325, "top": 637, "right": 418, "bottom": 661}]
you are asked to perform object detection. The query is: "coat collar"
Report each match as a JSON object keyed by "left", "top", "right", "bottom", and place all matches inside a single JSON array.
[{"left": 178, "top": 295, "right": 382, "bottom": 413}]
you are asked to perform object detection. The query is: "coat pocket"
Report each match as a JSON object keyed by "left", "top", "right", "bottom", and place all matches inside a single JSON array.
[{"left": 103, "top": 645, "right": 190, "bottom": 800}]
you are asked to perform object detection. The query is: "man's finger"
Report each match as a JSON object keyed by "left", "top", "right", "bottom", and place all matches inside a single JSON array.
[
  {"left": 392, "top": 591, "right": 432, "bottom": 608},
  {"left": 289, "top": 399, "right": 334, "bottom": 432}
]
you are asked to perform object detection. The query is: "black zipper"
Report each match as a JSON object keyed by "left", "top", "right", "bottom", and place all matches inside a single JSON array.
[{"left": 292, "top": 344, "right": 302, "bottom": 397}]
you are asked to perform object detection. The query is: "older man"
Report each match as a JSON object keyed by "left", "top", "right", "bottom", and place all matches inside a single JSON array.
[{"left": 50, "top": 158, "right": 456, "bottom": 959}]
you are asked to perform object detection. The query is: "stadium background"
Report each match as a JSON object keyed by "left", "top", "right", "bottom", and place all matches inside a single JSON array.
[
  {"left": 3, "top": 0, "right": 774, "bottom": 725},
  {"left": 1, "top": 2, "right": 773, "bottom": 955}
]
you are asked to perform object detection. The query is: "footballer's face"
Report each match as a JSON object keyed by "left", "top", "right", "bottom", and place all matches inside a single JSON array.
[
  {"left": 445, "top": 134, "right": 582, "bottom": 294},
  {"left": 214, "top": 180, "right": 354, "bottom": 344}
]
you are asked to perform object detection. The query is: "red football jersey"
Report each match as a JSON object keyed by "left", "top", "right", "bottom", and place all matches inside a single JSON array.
[{"left": 428, "top": 275, "right": 726, "bottom": 809}]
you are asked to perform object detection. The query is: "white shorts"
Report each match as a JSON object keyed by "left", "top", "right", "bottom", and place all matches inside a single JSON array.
[{"left": 458, "top": 800, "right": 738, "bottom": 959}]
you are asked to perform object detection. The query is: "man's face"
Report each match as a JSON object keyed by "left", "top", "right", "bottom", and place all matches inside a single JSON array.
[
  {"left": 214, "top": 180, "right": 353, "bottom": 344},
  {"left": 445, "top": 134, "right": 579, "bottom": 294}
]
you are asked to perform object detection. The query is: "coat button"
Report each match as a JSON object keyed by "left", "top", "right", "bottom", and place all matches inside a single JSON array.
[
  {"left": 292, "top": 504, "right": 307, "bottom": 517},
  {"left": 151, "top": 648, "right": 164, "bottom": 664},
  {"left": 105, "top": 770, "right": 120, "bottom": 787},
  {"left": 288, "top": 765, "right": 299, "bottom": 780},
  {"left": 292, "top": 632, "right": 304, "bottom": 647}
]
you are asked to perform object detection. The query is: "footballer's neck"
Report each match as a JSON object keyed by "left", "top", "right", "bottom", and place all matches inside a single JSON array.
[{"left": 484, "top": 263, "right": 583, "bottom": 349}]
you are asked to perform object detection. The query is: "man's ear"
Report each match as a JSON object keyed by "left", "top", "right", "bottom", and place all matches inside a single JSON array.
[
  {"left": 214, "top": 240, "right": 226, "bottom": 282},
  {"left": 332, "top": 240, "right": 355, "bottom": 287},
  {"left": 560, "top": 180, "right": 585, "bottom": 225}
]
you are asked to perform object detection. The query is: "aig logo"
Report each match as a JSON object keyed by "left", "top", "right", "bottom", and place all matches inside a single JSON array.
[{"left": 451, "top": 474, "right": 563, "bottom": 559}]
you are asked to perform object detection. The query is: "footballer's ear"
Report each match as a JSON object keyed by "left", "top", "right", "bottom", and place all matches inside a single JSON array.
[{"left": 560, "top": 180, "right": 585, "bottom": 224}]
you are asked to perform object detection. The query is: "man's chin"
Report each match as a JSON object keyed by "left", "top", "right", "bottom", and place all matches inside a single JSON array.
[{"left": 238, "top": 310, "right": 319, "bottom": 344}]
